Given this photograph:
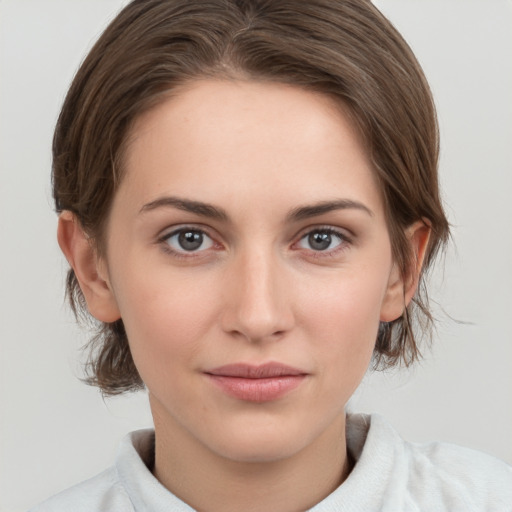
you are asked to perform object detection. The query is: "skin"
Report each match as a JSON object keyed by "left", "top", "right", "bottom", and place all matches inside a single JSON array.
[{"left": 59, "top": 80, "right": 429, "bottom": 512}]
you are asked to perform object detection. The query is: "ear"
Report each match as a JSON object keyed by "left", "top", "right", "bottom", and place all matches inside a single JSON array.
[
  {"left": 57, "top": 211, "right": 121, "bottom": 323},
  {"left": 380, "top": 220, "right": 431, "bottom": 322}
]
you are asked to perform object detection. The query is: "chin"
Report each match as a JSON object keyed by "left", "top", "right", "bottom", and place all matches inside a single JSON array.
[
  {"left": 205, "top": 417, "right": 322, "bottom": 464},
  {"left": 213, "top": 435, "right": 304, "bottom": 464}
]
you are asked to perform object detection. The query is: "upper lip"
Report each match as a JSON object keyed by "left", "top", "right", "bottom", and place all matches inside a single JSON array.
[{"left": 205, "top": 362, "right": 307, "bottom": 379}]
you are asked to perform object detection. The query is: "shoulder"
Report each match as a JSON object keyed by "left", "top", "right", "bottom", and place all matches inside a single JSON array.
[
  {"left": 28, "top": 429, "right": 156, "bottom": 512},
  {"left": 404, "top": 434, "right": 512, "bottom": 510},
  {"left": 28, "top": 466, "right": 133, "bottom": 512},
  {"left": 356, "top": 414, "right": 512, "bottom": 511}
]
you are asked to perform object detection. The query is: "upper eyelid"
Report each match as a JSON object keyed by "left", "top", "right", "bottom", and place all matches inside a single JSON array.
[
  {"left": 159, "top": 224, "right": 214, "bottom": 239},
  {"left": 294, "top": 225, "right": 353, "bottom": 242}
]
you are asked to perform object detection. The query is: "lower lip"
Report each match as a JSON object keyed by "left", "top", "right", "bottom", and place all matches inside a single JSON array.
[{"left": 206, "top": 375, "right": 306, "bottom": 402}]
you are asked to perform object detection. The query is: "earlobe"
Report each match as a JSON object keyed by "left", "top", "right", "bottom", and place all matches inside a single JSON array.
[
  {"left": 57, "top": 211, "right": 121, "bottom": 323},
  {"left": 380, "top": 220, "right": 431, "bottom": 322},
  {"left": 379, "top": 262, "right": 404, "bottom": 323}
]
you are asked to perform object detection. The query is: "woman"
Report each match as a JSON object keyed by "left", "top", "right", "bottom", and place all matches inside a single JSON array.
[{"left": 31, "top": 0, "right": 512, "bottom": 510}]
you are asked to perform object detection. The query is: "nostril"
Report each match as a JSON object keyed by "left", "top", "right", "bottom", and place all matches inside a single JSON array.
[{"left": 224, "top": 325, "right": 289, "bottom": 344}]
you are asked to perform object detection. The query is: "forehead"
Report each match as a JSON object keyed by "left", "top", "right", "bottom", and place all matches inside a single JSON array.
[{"left": 117, "top": 79, "right": 383, "bottom": 220}]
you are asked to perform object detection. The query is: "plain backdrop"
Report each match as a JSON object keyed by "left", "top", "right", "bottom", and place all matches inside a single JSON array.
[{"left": 1, "top": 1, "right": 511, "bottom": 511}]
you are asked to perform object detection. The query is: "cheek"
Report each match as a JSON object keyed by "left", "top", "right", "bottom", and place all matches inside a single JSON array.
[
  {"left": 112, "top": 268, "right": 221, "bottom": 376},
  {"left": 304, "top": 268, "right": 387, "bottom": 338},
  {"left": 299, "top": 265, "right": 390, "bottom": 379}
]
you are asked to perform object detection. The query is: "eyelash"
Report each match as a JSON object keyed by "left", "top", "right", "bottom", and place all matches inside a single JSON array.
[
  {"left": 157, "top": 225, "right": 352, "bottom": 260},
  {"left": 158, "top": 226, "right": 218, "bottom": 259},
  {"left": 294, "top": 227, "right": 351, "bottom": 259}
]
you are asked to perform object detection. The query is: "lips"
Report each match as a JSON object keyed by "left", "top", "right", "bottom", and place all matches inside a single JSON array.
[{"left": 204, "top": 363, "right": 307, "bottom": 402}]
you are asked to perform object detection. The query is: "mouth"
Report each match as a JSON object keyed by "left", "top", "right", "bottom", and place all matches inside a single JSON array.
[{"left": 204, "top": 362, "right": 308, "bottom": 402}]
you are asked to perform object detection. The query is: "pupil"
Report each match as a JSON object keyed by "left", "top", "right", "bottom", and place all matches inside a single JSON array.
[
  {"left": 178, "top": 231, "right": 203, "bottom": 251},
  {"left": 309, "top": 232, "right": 331, "bottom": 251}
]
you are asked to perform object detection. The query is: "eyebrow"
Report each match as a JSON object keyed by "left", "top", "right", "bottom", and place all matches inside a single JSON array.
[
  {"left": 140, "top": 196, "right": 373, "bottom": 221},
  {"left": 286, "top": 199, "right": 373, "bottom": 221},
  {"left": 140, "top": 196, "right": 229, "bottom": 221}
]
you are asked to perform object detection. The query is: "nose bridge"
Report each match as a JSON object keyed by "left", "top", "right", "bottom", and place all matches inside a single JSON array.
[{"left": 222, "top": 244, "right": 293, "bottom": 342}]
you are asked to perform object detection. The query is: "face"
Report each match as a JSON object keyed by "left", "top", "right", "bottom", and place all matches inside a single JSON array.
[{"left": 94, "top": 80, "right": 405, "bottom": 462}]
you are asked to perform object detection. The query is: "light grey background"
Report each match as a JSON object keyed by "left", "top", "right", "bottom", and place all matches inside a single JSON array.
[{"left": 1, "top": 1, "right": 511, "bottom": 511}]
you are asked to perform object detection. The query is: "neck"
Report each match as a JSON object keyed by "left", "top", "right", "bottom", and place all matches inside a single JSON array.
[{"left": 150, "top": 397, "right": 351, "bottom": 512}]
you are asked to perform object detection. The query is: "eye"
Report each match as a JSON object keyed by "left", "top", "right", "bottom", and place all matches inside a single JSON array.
[
  {"left": 163, "top": 228, "right": 214, "bottom": 253},
  {"left": 297, "top": 229, "right": 345, "bottom": 252}
]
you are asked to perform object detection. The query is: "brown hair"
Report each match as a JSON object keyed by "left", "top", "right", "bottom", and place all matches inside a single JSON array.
[{"left": 54, "top": 0, "right": 449, "bottom": 394}]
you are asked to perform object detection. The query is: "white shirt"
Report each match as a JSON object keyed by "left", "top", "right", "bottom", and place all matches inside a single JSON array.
[{"left": 30, "top": 414, "right": 512, "bottom": 511}]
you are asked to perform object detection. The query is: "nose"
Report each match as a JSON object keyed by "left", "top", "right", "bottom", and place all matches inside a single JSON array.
[{"left": 220, "top": 248, "right": 294, "bottom": 343}]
